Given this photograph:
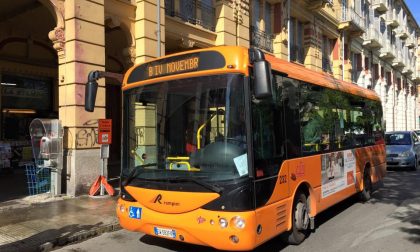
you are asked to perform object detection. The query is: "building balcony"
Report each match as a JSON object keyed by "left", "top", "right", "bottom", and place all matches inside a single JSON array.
[
  {"left": 337, "top": 8, "right": 365, "bottom": 33},
  {"left": 250, "top": 26, "right": 274, "bottom": 53},
  {"left": 392, "top": 51, "right": 405, "bottom": 68},
  {"left": 372, "top": 0, "right": 388, "bottom": 13},
  {"left": 363, "top": 27, "right": 382, "bottom": 48},
  {"left": 164, "top": 0, "right": 215, "bottom": 32},
  {"left": 406, "top": 38, "right": 415, "bottom": 48},
  {"left": 386, "top": 11, "right": 399, "bottom": 28},
  {"left": 402, "top": 67, "right": 413, "bottom": 75},
  {"left": 379, "top": 44, "right": 395, "bottom": 60},
  {"left": 396, "top": 28, "right": 409, "bottom": 40},
  {"left": 411, "top": 71, "right": 420, "bottom": 83},
  {"left": 290, "top": 44, "right": 305, "bottom": 64}
]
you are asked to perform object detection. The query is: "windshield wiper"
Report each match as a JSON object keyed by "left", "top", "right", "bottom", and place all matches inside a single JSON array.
[
  {"left": 166, "top": 177, "right": 223, "bottom": 194},
  {"left": 122, "top": 163, "right": 157, "bottom": 186}
]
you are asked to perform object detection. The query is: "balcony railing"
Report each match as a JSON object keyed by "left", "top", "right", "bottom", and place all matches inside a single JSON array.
[
  {"left": 338, "top": 7, "right": 365, "bottom": 32},
  {"left": 372, "top": 0, "right": 388, "bottom": 13},
  {"left": 290, "top": 44, "right": 305, "bottom": 64},
  {"left": 306, "top": 0, "right": 333, "bottom": 10},
  {"left": 165, "top": 0, "right": 215, "bottom": 31},
  {"left": 250, "top": 26, "right": 274, "bottom": 53}
]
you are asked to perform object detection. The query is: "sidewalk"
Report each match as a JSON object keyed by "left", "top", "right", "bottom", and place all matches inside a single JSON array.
[{"left": 0, "top": 194, "right": 120, "bottom": 252}]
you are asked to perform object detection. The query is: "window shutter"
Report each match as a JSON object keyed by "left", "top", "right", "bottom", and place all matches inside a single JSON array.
[
  {"left": 357, "top": 54, "right": 363, "bottom": 71},
  {"left": 273, "top": 3, "right": 282, "bottom": 34}
]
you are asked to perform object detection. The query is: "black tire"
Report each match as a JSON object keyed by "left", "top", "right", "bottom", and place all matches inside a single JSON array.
[
  {"left": 283, "top": 191, "right": 309, "bottom": 245},
  {"left": 412, "top": 156, "right": 418, "bottom": 171},
  {"left": 359, "top": 167, "right": 372, "bottom": 202}
]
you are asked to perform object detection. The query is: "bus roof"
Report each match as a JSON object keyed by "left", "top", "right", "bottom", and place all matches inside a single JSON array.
[
  {"left": 123, "top": 46, "right": 380, "bottom": 102},
  {"left": 265, "top": 54, "right": 381, "bottom": 102}
]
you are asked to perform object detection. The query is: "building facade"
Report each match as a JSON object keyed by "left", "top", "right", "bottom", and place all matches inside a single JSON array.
[{"left": 0, "top": 0, "right": 418, "bottom": 196}]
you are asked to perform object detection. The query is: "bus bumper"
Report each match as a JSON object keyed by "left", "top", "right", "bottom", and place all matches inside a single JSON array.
[{"left": 116, "top": 198, "right": 258, "bottom": 251}]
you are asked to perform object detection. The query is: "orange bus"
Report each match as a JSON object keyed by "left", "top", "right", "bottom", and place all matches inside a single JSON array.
[{"left": 85, "top": 46, "right": 386, "bottom": 250}]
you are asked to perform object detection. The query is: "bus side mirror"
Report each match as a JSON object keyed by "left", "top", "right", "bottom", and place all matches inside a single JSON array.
[
  {"left": 85, "top": 71, "right": 100, "bottom": 112},
  {"left": 253, "top": 60, "right": 272, "bottom": 99},
  {"left": 85, "top": 80, "right": 98, "bottom": 112}
]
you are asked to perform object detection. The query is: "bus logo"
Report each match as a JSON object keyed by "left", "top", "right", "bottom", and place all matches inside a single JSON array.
[{"left": 154, "top": 194, "right": 162, "bottom": 204}]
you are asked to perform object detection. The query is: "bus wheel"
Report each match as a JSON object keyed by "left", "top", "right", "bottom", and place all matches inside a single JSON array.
[
  {"left": 359, "top": 167, "right": 372, "bottom": 202},
  {"left": 283, "top": 191, "right": 309, "bottom": 245}
]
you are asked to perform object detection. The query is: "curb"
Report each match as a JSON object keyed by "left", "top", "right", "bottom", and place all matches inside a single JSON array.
[{"left": 39, "top": 222, "right": 121, "bottom": 252}]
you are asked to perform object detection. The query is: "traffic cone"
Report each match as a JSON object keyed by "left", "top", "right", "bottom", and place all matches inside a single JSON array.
[{"left": 89, "top": 175, "right": 115, "bottom": 196}]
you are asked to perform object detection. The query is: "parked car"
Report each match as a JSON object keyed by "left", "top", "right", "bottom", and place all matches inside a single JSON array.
[{"left": 385, "top": 131, "right": 420, "bottom": 170}]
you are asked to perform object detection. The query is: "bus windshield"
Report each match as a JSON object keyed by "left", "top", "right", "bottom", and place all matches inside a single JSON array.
[{"left": 123, "top": 74, "right": 248, "bottom": 189}]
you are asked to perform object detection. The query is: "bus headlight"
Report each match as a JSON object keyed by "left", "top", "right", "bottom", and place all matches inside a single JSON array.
[
  {"left": 118, "top": 204, "right": 125, "bottom": 213},
  {"left": 219, "top": 218, "right": 228, "bottom": 228},
  {"left": 231, "top": 216, "right": 246, "bottom": 229}
]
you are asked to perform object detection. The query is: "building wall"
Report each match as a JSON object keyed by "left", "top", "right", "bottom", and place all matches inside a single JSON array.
[
  {"left": 1, "top": 0, "right": 419, "bottom": 196},
  {"left": 50, "top": 0, "right": 420, "bottom": 194}
]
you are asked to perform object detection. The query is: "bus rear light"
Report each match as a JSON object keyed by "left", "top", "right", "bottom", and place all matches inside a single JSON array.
[
  {"left": 219, "top": 218, "right": 228, "bottom": 228},
  {"left": 229, "top": 235, "right": 239, "bottom": 243},
  {"left": 231, "top": 216, "right": 246, "bottom": 229}
]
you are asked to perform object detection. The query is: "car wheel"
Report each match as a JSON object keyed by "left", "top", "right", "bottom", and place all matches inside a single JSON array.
[
  {"left": 413, "top": 156, "right": 418, "bottom": 171},
  {"left": 282, "top": 191, "right": 309, "bottom": 245},
  {"left": 359, "top": 167, "right": 372, "bottom": 202}
]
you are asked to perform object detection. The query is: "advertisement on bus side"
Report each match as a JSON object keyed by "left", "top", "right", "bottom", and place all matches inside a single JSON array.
[{"left": 321, "top": 150, "right": 356, "bottom": 198}]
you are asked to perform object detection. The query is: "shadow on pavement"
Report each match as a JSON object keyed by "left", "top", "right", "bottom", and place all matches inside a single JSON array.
[
  {"left": 140, "top": 235, "right": 219, "bottom": 252},
  {"left": 0, "top": 222, "right": 104, "bottom": 252},
  {"left": 369, "top": 170, "right": 420, "bottom": 244}
]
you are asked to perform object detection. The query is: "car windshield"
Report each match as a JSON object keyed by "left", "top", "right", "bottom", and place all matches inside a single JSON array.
[
  {"left": 122, "top": 74, "right": 248, "bottom": 188},
  {"left": 385, "top": 133, "right": 412, "bottom": 145}
]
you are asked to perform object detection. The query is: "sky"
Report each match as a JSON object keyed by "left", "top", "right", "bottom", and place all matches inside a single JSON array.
[{"left": 405, "top": 0, "right": 420, "bottom": 25}]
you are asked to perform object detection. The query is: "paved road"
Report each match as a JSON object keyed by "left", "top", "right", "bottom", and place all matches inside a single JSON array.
[{"left": 56, "top": 169, "right": 420, "bottom": 252}]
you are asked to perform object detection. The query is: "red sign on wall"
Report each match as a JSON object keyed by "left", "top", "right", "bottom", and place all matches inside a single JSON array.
[{"left": 98, "top": 119, "right": 112, "bottom": 144}]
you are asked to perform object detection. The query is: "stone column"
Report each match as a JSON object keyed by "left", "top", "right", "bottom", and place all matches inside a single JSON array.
[
  {"left": 135, "top": 0, "right": 165, "bottom": 63},
  {"left": 215, "top": 0, "right": 237, "bottom": 46},
  {"left": 303, "top": 22, "right": 321, "bottom": 71},
  {"left": 332, "top": 37, "right": 342, "bottom": 79},
  {"left": 58, "top": 0, "right": 106, "bottom": 196}
]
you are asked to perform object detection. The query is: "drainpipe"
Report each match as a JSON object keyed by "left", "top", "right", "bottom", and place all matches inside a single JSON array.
[
  {"left": 287, "top": 0, "right": 290, "bottom": 62},
  {"left": 393, "top": 76, "right": 395, "bottom": 130},
  {"left": 157, "top": 0, "right": 161, "bottom": 57},
  {"left": 342, "top": 31, "right": 345, "bottom": 80},
  {"left": 370, "top": 50, "right": 373, "bottom": 89},
  {"left": 405, "top": 83, "right": 408, "bottom": 130}
]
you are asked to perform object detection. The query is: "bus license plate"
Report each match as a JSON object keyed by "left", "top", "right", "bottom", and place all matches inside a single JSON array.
[{"left": 154, "top": 227, "right": 176, "bottom": 238}]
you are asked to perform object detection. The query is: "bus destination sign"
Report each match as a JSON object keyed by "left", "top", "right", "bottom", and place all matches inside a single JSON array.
[
  {"left": 148, "top": 57, "right": 199, "bottom": 78},
  {"left": 127, "top": 51, "right": 226, "bottom": 84}
]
